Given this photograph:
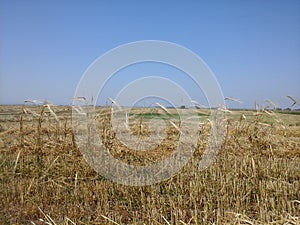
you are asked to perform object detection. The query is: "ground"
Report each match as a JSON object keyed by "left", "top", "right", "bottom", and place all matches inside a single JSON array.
[{"left": 0, "top": 105, "right": 299, "bottom": 224}]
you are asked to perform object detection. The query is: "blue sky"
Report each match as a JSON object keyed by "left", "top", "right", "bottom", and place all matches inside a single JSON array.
[{"left": 0, "top": 0, "right": 299, "bottom": 109}]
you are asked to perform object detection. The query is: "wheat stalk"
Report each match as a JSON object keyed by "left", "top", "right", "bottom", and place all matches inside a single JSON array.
[
  {"left": 224, "top": 97, "right": 242, "bottom": 103},
  {"left": 155, "top": 102, "right": 171, "bottom": 114},
  {"left": 101, "top": 215, "right": 121, "bottom": 225}
]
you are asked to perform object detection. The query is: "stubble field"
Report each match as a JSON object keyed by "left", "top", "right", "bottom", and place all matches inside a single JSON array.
[{"left": 0, "top": 104, "right": 299, "bottom": 225}]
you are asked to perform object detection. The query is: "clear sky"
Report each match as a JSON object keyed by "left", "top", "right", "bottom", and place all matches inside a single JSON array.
[{"left": 0, "top": 0, "right": 299, "bottom": 109}]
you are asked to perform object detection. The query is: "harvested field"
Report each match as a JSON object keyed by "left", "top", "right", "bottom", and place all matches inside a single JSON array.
[{"left": 0, "top": 105, "right": 299, "bottom": 224}]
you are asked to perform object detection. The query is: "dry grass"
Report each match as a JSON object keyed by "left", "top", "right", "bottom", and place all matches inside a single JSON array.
[{"left": 0, "top": 105, "right": 299, "bottom": 224}]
